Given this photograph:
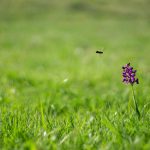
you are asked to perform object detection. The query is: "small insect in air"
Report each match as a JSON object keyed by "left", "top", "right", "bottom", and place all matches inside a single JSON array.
[{"left": 96, "top": 50, "right": 103, "bottom": 54}]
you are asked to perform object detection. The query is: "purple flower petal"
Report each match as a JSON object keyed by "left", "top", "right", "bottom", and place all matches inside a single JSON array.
[{"left": 122, "top": 63, "right": 139, "bottom": 85}]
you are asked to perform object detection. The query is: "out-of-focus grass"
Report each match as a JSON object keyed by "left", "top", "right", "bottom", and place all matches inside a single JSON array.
[{"left": 0, "top": 0, "right": 150, "bottom": 149}]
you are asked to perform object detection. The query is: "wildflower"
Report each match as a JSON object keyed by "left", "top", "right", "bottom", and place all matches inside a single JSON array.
[
  {"left": 122, "top": 63, "right": 140, "bottom": 119},
  {"left": 122, "top": 63, "right": 139, "bottom": 85}
]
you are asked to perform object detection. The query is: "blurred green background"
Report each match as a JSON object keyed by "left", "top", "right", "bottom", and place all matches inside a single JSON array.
[
  {"left": 0, "top": 0, "right": 150, "bottom": 149},
  {"left": 0, "top": 0, "right": 149, "bottom": 101}
]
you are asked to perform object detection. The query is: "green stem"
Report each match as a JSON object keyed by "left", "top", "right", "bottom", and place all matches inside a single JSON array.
[{"left": 131, "top": 85, "right": 140, "bottom": 119}]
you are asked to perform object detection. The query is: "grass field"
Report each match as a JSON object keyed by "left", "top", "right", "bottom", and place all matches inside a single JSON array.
[{"left": 0, "top": 0, "right": 150, "bottom": 149}]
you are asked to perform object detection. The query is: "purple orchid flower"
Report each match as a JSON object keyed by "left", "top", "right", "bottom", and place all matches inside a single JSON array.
[
  {"left": 122, "top": 63, "right": 139, "bottom": 85},
  {"left": 122, "top": 63, "right": 140, "bottom": 119}
]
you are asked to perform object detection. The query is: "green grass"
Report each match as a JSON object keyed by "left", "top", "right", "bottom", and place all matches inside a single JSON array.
[{"left": 0, "top": 0, "right": 150, "bottom": 149}]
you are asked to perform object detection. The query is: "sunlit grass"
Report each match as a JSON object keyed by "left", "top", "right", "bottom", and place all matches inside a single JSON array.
[{"left": 0, "top": 0, "right": 150, "bottom": 149}]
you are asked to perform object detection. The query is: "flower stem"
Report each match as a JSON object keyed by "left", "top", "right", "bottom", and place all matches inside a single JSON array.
[{"left": 131, "top": 85, "right": 140, "bottom": 119}]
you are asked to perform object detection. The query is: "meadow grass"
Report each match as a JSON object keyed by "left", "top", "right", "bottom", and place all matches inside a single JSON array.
[{"left": 0, "top": 0, "right": 150, "bottom": 149}]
